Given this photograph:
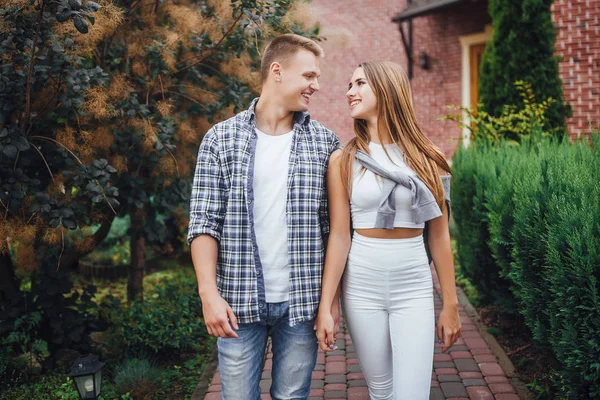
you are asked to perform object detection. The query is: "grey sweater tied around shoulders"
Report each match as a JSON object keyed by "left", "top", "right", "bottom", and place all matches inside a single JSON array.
[{"left": 354, "top": 149, "right": 451, "bottom": 229}]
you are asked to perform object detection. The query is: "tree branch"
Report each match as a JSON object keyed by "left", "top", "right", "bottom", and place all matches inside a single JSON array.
[{"left": 22, "top": 0, "right": 46, "bottom": 131}]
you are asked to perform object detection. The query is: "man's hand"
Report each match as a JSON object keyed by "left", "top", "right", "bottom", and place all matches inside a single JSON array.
[{"left": 201, "top": 290, "right": 239, "bottom": 338}]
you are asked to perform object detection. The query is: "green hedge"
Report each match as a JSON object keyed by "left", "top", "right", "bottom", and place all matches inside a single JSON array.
[{"left": 451, "top": 134, "right": 600, "bottom": 398}]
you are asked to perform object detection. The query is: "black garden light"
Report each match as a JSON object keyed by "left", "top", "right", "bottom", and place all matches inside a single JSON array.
[{"left": 68, "top": 355, "right": 104, "bottom": 399}]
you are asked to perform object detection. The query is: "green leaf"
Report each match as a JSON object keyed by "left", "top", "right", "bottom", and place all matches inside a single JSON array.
[{"left": 73, "top": 16, "right": 89, "bottom": 34}]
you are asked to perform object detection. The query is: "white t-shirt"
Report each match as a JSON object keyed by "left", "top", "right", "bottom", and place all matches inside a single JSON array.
[
  {"left": 253, "top": 128, "right": 294, "bottom": 302},
  {"left": 351, "top": 142, "right": 425, "bottom": 229}
]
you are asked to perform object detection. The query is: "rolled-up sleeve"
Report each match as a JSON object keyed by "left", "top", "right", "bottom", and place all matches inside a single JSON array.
[
  {"left": 187, "top": 128, "right": 227, "bottom": 245},
  {"left": 319, "top": 133, "right": 341, "bottom": 236}
]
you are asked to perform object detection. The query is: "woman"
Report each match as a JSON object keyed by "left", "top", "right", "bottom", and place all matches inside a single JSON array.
[{"left": 316, "top": 61, "right": 461, "bottom": 399}]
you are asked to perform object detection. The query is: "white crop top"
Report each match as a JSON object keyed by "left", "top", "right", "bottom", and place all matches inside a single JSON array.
[{"left": 351, "top": 142, "right": 425, "bottom": 229}]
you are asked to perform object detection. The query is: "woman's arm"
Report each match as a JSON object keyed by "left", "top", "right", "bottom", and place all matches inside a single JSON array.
[
  {"left": 316, "top": 150, "right": 352, "bottom": 351},
  {"left": 428, "top": 201, "right": 462, "bottom": 352}
]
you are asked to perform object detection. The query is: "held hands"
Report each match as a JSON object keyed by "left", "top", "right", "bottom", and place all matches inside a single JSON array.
[
  {"left": 437, "top": 304, "right": 462, "bottom": 352},
  {"left": 201, "top": 291, "right": 239, "bottom": 338},
  {"left": 316, "top": 307, "right": 338, "bottom": 352}
]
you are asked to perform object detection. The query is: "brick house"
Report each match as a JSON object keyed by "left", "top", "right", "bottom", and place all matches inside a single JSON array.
[{"left": 307, "top": 0, "right": 599, "bottom": 157}]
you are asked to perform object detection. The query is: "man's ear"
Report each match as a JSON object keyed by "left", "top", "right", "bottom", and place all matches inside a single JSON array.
[{"left": 270, "top": 61, "right": 282, "bottom": 82}]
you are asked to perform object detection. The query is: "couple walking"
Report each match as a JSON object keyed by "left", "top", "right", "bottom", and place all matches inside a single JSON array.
[{"left": 188, "top": 34, "right": 461, "bottom": 400}]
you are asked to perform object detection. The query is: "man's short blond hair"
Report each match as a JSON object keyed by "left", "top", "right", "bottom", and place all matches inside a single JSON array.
[{"left": 261, "top": 34, "right": 324, "bottom": 82}]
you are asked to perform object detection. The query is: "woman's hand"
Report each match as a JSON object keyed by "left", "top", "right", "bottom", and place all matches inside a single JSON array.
[
  {"left": 437, "top": 304, "right": 462, "bottom": 352},
  {"left": 316, "top": 308, "right": 337, "bottom": 352}
]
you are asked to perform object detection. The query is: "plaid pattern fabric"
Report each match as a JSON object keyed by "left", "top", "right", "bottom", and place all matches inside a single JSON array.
[{"left": 188, "top": 98, "right": 340, "bottom": 325}]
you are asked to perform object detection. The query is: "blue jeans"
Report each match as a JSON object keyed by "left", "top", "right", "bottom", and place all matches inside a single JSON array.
[{"left": 217, "top": 301, "right": 318, "bottom": 400}]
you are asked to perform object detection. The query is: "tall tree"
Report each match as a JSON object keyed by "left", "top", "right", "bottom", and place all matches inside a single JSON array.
[
  {"left": 479, "top": 0, "right": 571, "bottom": 138},
  {"left": 0, "top": 0, "right": 318, "bottom": 303}
]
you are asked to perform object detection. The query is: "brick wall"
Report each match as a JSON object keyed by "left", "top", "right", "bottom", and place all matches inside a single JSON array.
[
  {"left": 308, "top": 0, "right": 598, "bottom": 157},
  {"left": 309, "top": 0, "right": 490, "bottom": 157},
  {"left": 552, "top": 0, "right": 600, "bottom": 137}
]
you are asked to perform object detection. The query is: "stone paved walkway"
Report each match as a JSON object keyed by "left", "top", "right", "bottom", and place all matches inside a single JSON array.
[{"left": 203, "top": 266, "right": 522, "bottom": 400}]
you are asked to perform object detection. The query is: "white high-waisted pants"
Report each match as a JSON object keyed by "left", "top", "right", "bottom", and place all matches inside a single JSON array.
[{"left": 342, "top": 232, "right": 435, "bottom": 400}]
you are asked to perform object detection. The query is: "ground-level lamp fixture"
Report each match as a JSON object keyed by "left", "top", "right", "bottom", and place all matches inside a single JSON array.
[{"left": 68, "top": 355, "right": 104, "bottom": 399}]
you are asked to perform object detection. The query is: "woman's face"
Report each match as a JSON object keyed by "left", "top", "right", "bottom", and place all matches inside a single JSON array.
[{"left": 346, "top": 67, "right": 377, "bottom": 121}]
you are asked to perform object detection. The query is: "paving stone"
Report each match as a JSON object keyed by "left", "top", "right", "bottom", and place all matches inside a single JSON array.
[
  {"left": 466, "top": 386, "right": 494, "bottom": 400},
  {"left": 309, "top": 389, "right": 324, "bottom": 396},
  {"left": 346, "top": 372, "right": 364, "bottom": 380},
  {"left": 462, "top": 378, "right": 487, "bottom": 387},
  {"left": 488, "top": 383, "right": 516, "bottom": 394},
  {"left": 459, "top": 371, "right": 483, "bottom": 379},
  {"left": 262, "top": 370, "right": 271, "bottom": 379},
  {"left": 326, "top": 361, "right": 346, "bottom": 375},
  {"left": 347, "top": 379, "right": 367, "bottom": 387},
  {"left": 207, "top": 384, "right": 221, "bottom": 392},
  {"left": 454, "top": 358, "right": 480, "bottom": 372},
  {"left": 448, "top": 345, "right": 469, "bottom": 352},
  {"left": 438, "top": 374, "right": 461, "bottom": 382},
  {"left": 465, "top": 337, "right": 488, "bottom": 350},
  {"left": 494, "top": 394, "right": 521, "bottom": 400},
  {"left": 328, "top": 350, "right": 345, "bottom": 356},
  {"left": 314, "top": 364, "right": 325, "bottom": 371},
  {"left": 470, "top": 347, "right": 493, "bottom": 355},
  {"left": 347, "top": 387, "right": 369, "bottom": 399},
  {"left": 211, "top": 372, "right": 221, "bottom": 384},
  {"left": 260, "top": 379, "right": 271, "bottom": 393},
  {"left": 312, "top": 370, "right": 325, "bottom": 380},
  {"left": 347, "top": 364, "right": 362, "bottom": 373},
  {"left": 325, "top": 374, "right": 346, "bottom": 384},
  {"left": 324, "top": 391, "right": 347, "bottom": 399},
  {"left": 308, "top": 397, "right": 324, "bottom": 400},
  {"left": 264, "top": 359, "right": 272, "bottom": 370},
  {"left": 431, "top": 380, "right": 440, "bottom": 387},
  {"left": 484, "top": 375, "right": 509, "bottom": 384},
  {"left": 327, "top": 356, "right": 346, "bottom": 362},
  {"left": 346, "top": 352, "right": 357, "bottom": 359},
  {"left": 434, "top": 353, "right": 452, "bottom": 362},
  {"left": 429, "top": 387, "right": 445, "bottom": 400},
  {"left": 347, "top": 358, "right": 360, "bottom": 365},
  {"left": 346, "top": 345, "right": 355, "bottom": 353},
  {"left": 325, "top": 383, "right": 347, "bottom": 391},
  {"left": 311, "top": 380, "right": 325, "bottom": 389},
  {"left": 440, "top": 382, "right": 468, "bottom": 398},
  {"left": 474, "top": 354, "right": 497, "bottom": 363},
  {"left": 434, "top": 361, "right": 456, "bottom": 368},
  {"left": 462, "top": 330, "right": 482, "bottom": 338},
  {"left": 479, "top": 363, "right": 505, "bottom": 376},
  {"left": 204, "top": 393, "right": 221, "bottom": 400},
  {"left": 435, "top": 367, "right": 458, "bottom": 375},
  {"left": 260, "top": 394, "right": 271, "bottom": 400},
  {"left": 451, "top": 351, "right": 473, "bottom": 359}
]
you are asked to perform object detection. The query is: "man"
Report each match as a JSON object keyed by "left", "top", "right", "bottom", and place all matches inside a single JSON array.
[{"left": 188, "top": 34, "right": 340, "bottom": 400}]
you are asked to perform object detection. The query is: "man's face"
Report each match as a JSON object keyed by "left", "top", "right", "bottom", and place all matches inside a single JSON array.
[{"left": 277, "top": 49, "right": 321, "bottom": 112}]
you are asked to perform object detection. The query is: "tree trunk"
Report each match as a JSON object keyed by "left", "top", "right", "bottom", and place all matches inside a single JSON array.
[
  {"left": 62, "top": 213, "right": 116, "bottom": 271},
  {"left": 127, "top": 210, "right": 145, "bottom": 303},
  {"left": 0, "top": 250, "right": 19, "bottom": 309}
]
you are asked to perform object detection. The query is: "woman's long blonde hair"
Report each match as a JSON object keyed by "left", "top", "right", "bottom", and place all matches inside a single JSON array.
[{"left": 341, "top": 61, "right": 451, "bottom": 208}]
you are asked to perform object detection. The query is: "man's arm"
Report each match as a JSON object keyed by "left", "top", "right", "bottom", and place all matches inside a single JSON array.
[{"left": 188, "top": 128, "right": 238, "bottom": 338}]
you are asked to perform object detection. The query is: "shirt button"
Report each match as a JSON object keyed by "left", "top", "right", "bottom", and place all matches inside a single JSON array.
[
  {"left": 256, "top": 270, "right": 261, "bottom": 276},
  {"left": 258, "top": 303, "right": 264, "bottom": 308}
]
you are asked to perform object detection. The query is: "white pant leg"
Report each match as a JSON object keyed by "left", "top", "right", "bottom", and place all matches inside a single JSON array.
[
  {"left": 389, "top": 296, "right": 435, "bottom": 400},
  {"left": 343, "top": 302, "right": 393, "bottom": 399}
]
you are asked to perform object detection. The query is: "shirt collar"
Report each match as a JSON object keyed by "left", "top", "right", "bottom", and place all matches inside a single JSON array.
[{"left": 244, "top": 97, "right": 311, "bottom": 127}]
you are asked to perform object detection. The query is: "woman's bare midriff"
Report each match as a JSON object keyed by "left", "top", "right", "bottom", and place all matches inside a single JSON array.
[{"left": 355, "top": 227, "right": 424, "bottom": 239}]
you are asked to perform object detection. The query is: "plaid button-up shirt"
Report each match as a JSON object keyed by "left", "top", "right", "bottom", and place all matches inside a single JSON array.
[{"left": 188, "top": 98, "right": 340, "bottom": 326}]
